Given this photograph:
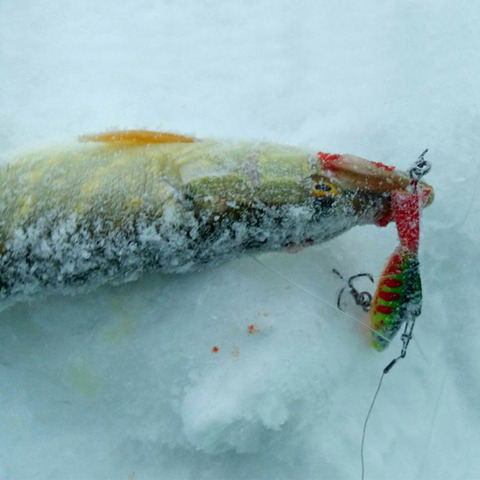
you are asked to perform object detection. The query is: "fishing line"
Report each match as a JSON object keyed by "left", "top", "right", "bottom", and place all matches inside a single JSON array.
[
  {"left": 360, "top": 318, "right": 415, "bottom": 480},
  {"left": 455, "top": 17, "right": 480, "bottom": 232},
  {"left": 453, "top": 148, "right": 480, "bottom": 232},
  {"left": 412, "top": 17, "right": 480, "bottom": 477},
  {"left": 247, "top": 254, "right": 392, "bottom": 344},
  {"left": 414, "top": 370, "right": 448, "bottom": 480},
  {"left": 361, "top": 152, "right": 430, "bottom": 479},
  {"left": 250, "top": 251, "right": 420, "bottom": 480},
  {"left": 361, "top": 370, "right": 385, "bottom": 480},
  {"left": 252, "top": 152, "right": 431, "bottom": 480}
]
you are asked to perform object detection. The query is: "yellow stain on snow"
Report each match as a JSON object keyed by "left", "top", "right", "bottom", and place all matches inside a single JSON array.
[
  {"left": 67, "top": 364, "right": 101, "bottom": 396},
  {"left": 99, "top": 295, "right": 137, "bottom": 344},
  {"left": 100, "top": 315, "right": 135, "bottom": 344}
]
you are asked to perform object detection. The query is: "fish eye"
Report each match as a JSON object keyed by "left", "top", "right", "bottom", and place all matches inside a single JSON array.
[
  {"left": 315, "top": 183, "right": 331, "bottom": 192},
  {"left": 312, "top": 179, "right": 338, "bottom": 198}
]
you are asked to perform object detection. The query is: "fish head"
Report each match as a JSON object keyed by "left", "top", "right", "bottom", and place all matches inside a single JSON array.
[{"left": 311, "top": 152, "right": 434, "bottom": 227}]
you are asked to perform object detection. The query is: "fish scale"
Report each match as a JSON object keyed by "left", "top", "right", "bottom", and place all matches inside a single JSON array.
[{"left": 0, "top": 130, "right": 433, "bottom": 309}]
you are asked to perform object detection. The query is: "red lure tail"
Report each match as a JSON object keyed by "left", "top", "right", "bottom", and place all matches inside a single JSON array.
[
  {"left": 370, "top": 191, "right": 423, "bottom": 350},
  {"left": 393, "top": 191, "right": 421, "bottom": 252}
]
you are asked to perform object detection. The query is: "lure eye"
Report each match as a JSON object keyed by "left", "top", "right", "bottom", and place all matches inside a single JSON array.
[{"left": 312, "top": 179, "right": 338, "bottom": 198}]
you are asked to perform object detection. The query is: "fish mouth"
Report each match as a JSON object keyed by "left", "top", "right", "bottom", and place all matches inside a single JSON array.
[{"left": 318, "top": 151, "right": 434, "bottom": 226}]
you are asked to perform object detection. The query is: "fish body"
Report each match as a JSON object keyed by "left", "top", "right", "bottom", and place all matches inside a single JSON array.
[{"left": 0, "top": 131, "right": 433, "bottom": 306}]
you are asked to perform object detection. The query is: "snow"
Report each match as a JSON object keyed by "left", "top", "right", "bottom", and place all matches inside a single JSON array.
[{"left": 0, "top": 1, "right": 479, "bottom": 479}]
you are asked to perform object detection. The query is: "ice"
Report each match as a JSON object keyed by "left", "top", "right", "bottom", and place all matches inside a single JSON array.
[{"left": 1, "top": 1, "right": 480, "bottom": 479}]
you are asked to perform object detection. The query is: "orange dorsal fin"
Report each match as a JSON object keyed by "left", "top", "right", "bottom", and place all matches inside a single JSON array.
[{"left": 79, "top": 130, "right": 195, "bottom": 145}]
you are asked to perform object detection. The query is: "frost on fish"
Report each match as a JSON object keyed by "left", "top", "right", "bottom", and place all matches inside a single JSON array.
[{"left": 0, "top": 132, "right": 433, "bottom": 307}]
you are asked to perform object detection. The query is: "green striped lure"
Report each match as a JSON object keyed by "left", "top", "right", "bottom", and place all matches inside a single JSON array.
[
  {"left": 370, "top": 153, "right": 431, "bottom": 351},
  {"left": 361, "top": 152, "right": 432, "bottom": 480},
  {"left": 370, "top": 244, "right": 421, "bottom": 351}
]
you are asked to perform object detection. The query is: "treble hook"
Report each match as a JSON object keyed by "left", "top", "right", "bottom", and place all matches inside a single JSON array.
[{"left": 332, "top": 269, "right": 374, "bottom": 312}]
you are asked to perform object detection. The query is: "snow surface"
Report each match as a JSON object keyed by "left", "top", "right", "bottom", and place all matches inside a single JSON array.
[{"left": 0, "top": 1, "right": 479, "bottom": 479}]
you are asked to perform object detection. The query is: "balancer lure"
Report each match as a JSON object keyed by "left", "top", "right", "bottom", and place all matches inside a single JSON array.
[
  {"left": 0, "top": 131, "right": 434, "bottom": 308},
  {"left": 370, "top": 153, "right": 431, "bottom": 351},
  {"left": 360, "top": 155, "right": 432, "bottom": 480}
]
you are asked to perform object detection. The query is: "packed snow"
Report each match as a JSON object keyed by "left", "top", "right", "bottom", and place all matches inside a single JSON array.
[{"left": 0, "top": 1, "right": 479, "bottom": 479}]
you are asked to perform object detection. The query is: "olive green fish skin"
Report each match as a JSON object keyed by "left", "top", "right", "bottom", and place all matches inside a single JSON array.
[{"left": 0, "top": 139, "right": 410, "bottom": 307}]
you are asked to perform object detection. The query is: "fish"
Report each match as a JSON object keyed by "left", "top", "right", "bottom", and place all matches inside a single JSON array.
[{"left": 0, "top": 130, "right": 434, "bottom": 308}]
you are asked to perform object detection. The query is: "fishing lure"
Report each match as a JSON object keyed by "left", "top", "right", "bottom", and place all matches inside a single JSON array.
[
  {"left": 360, "top": 153, "right": 432, "bottom": 480},
  {"left": 370, "top": 152, "right": 431, "bottom": 350},
  {"left": 0, "top": 130, "right": 434, "bottom": 308}
]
